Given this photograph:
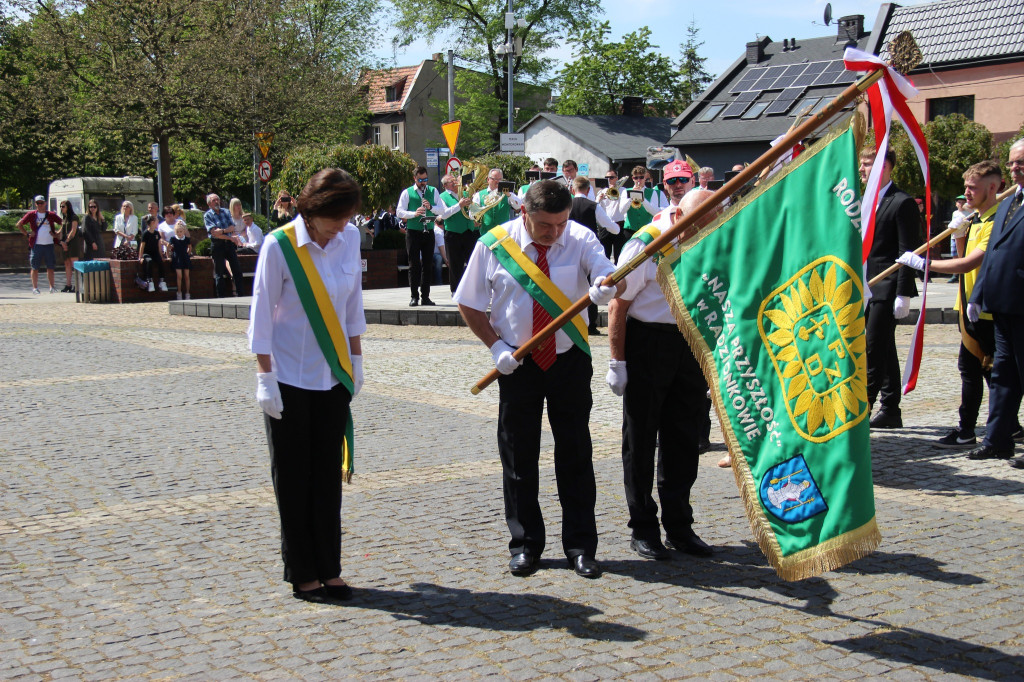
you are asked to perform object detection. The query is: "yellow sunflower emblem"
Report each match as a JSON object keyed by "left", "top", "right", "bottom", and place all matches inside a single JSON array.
[{"left": 758, "top": 257, "right": 868, "bottom": 442}]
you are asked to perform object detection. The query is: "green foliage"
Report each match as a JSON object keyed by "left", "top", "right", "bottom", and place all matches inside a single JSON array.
[
  {"left": 275, "top": 144, "right": 416, "bottom": 215},
  {"left": 554, "top": 22, "right": 686, "bottom": 117},
  {"left": 470, "top": 153, "right": 535, "bottom": 186},
  {"left": 252, "top": 213, "right": 270, "bottom": 234},
  {"left": 194, "top": 238, "right": 212, "bottom": 256},
  {"left": 171, "top": 139, "right": 254, "bottom": 207},
  {"left": 679, "top": 21, "right": 715, "bottom": 109},
  {"left": 888, "top": 114, "right": 993, "bottom": 198},
  {"left": 0, "top": 212, "right": 24, "bottom": 231},
  {"left": 183, "top": 211, "right": 205, "bottom": 228},
  {"left": 994, "top": 120, "right": 1024, "bottom": 185},
  {"left": 372, "top": 229, "right": 406, "bottom": 250}
]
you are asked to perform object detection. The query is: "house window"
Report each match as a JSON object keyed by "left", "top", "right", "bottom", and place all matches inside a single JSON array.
[
  {"left": 928, "top": 95, "right": 974, "bottom": 121},
  {"left": 372, "top": 126, "right": 381, "bottom": 145},
  {"left": 696, "top": 104, "right": 725, "bottom": 122},
  {"left": 391, "top": 124, "right": 401, "bottom": 149},
  {"left": 385, "top": 85, "right": 399, "bottom": 102}
]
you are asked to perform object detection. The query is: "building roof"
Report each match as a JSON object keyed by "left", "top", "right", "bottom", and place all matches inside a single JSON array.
[
  {"left": 668, "top": 32, "right": 868, "bottom": 148},
  {"left": 519, "top": 113, "right": 674, "bottom": 164},
  {"left": 873, "top": 0, "right": 1024, "bottom": 69},
  {"left": 359, "top": 64, "right": 423, "bottom": 114}
]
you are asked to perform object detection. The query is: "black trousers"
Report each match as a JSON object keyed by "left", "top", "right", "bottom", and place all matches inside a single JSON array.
[
  {"left": 265, "top": 381, "right": 351, "bottom": 586},
  {"left": 865, "top": 299, "right": 901, "bottom": 414},
  {"left": 140, "top": 253, "right": 164, "bottom": 281},
  {"left": 211, "top": 239, "right": 241, "bottom": 297},
  {"left": 496, "top": 345, "right": 597, "bottom": 559},
  {"left": 406, "top": 228, "right": 434, "bottom": 299},
  {"left": 957, "top": 319, "right": 993, "bottom": 433},
  {"left": 622, "top": 318, "right": 707, "bottom": 541},
  {"left": 983, "top": 313, "right": 1024, "bottom": 450},
  {"left": 444, "top": 230, "right": 477, "bottom": 294}
]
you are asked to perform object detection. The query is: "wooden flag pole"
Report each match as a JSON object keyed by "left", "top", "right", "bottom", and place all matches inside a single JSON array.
[
  {"left": 867, "top": 186, "right": 1018, "bottom": 288},
  {"left": 470, "top": 69, "right": 885, "bottom": 395}
]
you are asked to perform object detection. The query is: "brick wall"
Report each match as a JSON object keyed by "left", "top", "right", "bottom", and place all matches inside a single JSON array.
[{"left": 0, "top": 228, "right": 209, "bottom": 269}]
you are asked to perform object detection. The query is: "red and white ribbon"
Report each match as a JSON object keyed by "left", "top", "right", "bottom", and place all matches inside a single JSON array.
[{"left": 843, "top": 47, "right": 931, "bottom": 395}]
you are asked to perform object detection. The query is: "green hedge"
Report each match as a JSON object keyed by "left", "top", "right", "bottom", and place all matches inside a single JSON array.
[
  {"left": 194, "top": 238, "right": 212, "bottom": 256},
  {"left": 372, "top": 229, "right": 406, "bottom": 250}
]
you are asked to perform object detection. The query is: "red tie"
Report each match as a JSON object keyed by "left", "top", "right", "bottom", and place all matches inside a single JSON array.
[{"left": 531, "top": 243, "right": 556, "bottom": 371}]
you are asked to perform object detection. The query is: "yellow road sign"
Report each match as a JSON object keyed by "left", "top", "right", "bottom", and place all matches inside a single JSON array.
[
  {"left": 441, "top": 121, "right": 461, "bottom": 157},
  {"left": 255, "top": 132, "right": 274, "bottom": 159}
]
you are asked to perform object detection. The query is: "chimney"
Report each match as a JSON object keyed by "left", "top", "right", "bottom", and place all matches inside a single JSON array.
[
  {"left": 746, "top": 36, "right": 771, "bottom": 64},
  {"left": 431, "top": 52, "right": 444, "bottom": 63},
  {"left": 837, "top": 15, "right": 865, "bottom": 45},
  {"left": 622, "top": 96, "right": 644, "bottom": 117}
]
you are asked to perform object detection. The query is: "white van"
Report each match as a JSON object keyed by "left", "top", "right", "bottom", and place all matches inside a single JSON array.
[{"left": 48, "top": 176, "right": 155, "bottom": 216}]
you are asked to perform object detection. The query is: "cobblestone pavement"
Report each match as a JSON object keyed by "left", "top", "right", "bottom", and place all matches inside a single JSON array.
[{"left": 1, "top": 301, "right": 1022, "bottom": 680}]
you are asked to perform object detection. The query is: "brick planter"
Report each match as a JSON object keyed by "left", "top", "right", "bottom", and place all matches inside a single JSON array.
[
  {"left": 106, "top": 253, "right": 258, "bottom": 303},
  {"left": 361, "top": 248, "right": 403, "bottom": 290}
]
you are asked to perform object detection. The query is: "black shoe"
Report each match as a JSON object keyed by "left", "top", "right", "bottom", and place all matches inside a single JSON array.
[
  {"left": 59, "top": 285, "right": 69, "bottom": 293},
  {"left": 1010, "top": 458, "right": 1024, "bottom": 469},
  {"left": 409, "top": 298, "right": 419, "bottom": 307},
  {"left": 870, "top": 411, "right": 903, "bottom": 429},
  {"left": 630, "top": 538, "right": 670, "bottom": 561},
  {"left": 946, "top": 275, "right": 959, "bottom": 284},
  {"left": 966, "top": 445, "right": 1014, "bottom": 460},
  {"left": 508, "top": 552, "right": 538, "bottom": 576},
  {"left": 588, "top": 327, "right": 601, "bottom": 336},
  {"left": 666, "top": 530, "right": 714, "bottom": 557},
  {"left": 569, "top": 555, "right": 602, "bottom": 578},
  {"left": 321, "top": 582, "right": 353, "bottom": 601},
  {"left": 292, "top": 586, "right": 333, "bottom": 604},
  {"left": 1012, "top": 427, "right": 1024, "bottom": 443},
  {"left": 421, "top": 297, "right": 436, "bottom": 306},
  {"left": 697, "top": 437, "right": 711, "bottom": 454},
  {"left": 935, "top": 427, "right": 976, "bottom": 448}
]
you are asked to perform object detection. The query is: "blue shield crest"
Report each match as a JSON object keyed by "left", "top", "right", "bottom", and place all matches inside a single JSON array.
[{"left": 759, "top": 454, "right": 828, "bottom": 523}]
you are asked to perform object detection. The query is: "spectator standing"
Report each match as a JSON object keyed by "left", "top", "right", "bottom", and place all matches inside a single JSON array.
[
  {"left": 113, "top": 201, "right": 138, "bottom": 249},
  {"left": 229, "top": 198, "right": 246, "bottom": 245},
  {"left": 269, "top": 190, "right": 297, "bottom": 228},
  {"left": 17, "top": 195, "right": 62, "bottom": 294},
  {"left": 81, "top": 200, "right": 106, "bottom": 261},
  {"left": 204, "top": 193, "right": 242, "bottom": 297},
  {"left": 57, "top": 200, "right": 82, "bottom": 292},
  {"left": 138, "top": 215, "right": 169, "bottom": 292},
  {"left": 169, "top": 221, "right": 193, "bottom": 300}
]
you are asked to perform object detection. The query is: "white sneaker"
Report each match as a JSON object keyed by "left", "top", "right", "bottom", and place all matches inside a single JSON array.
[
  {"left": 32, "top": 288, "right": 40, "bottom": 295},
  {"left": 184, "top": 293, "right": 191, "bottom": 300},
  {"left": 176, "top": 292, "right": 182, "bottom": 300},
  {"left": 147, "top": 281, "right": 155, "bottom": 292},
  {"left": 48, "top": 287, "right": 57, "bottom": 294},
  {"left": 158, "top": 281, "right": 168, "bottom": 292}
]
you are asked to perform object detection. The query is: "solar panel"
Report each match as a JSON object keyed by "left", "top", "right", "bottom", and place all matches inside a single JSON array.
[
  {"left": 813, "top": 61, "right": 846, "bottom": 86},
  {"left": 832, "top": 65, "right": 856, "bottom": 85},
  {"left": 722, "top": 91, "right": 758, "bottom": 118},
  {"left": 764, "top": 87, "right": 807, "bottom": 115},
  {"left": 731, "top": 70, "right": 761, "bottom": 93},
  {"left": 754, "top": 65, "right": 789, "bottom": 90},
  {"left": 792, "top": 61, "right": 827, "bottom": 87}
]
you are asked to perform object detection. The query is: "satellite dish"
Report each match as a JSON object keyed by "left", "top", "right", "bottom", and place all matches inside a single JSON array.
[{"left": 824, "top": 3, "right": 832, "bottom": 26}]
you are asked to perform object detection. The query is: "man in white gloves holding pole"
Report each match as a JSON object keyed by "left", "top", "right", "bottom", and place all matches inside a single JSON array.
[
  {"left": 606, "top": 169, "right": 717, "bottom": 562},
  {"left": 455, "top": 180, "right": 620, "bottom": 579}
]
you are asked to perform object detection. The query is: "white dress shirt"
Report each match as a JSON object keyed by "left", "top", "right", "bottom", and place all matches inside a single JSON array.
[
  {"left": 113, "top": 214, "right": 138, "bottom": 247},
  {"left": 454, "top": 217, "right": 615, "bottom": 353},
  {"left": 472, "top": 188, "right": 523, "bottom": 212},
  {"left": 598, "top": 190, "right": 627, "bottom": 222},
  {"left": 244, "top": 223, "right": 265, "bottom": 251},
  {"left": 616, "top": 203, "right": 684, "bottom": 324},
  {"left": 593, "top": 202, "right": 620, "bottom": 234},
  {"left": 248, "top": 214, "right": 366, "bottom": 391}
]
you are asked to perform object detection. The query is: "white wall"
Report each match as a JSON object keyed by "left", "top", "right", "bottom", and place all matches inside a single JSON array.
[{"left": 523, "top": 120, "right": 612, "bottom": 176}]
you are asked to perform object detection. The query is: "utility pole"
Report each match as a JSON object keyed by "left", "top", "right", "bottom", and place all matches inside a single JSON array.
[
  {"left": 506, "top": 0, "right": 514, "bottom": 134},
  {"left": 447, "top": 49, "right": 455, "bottom": 122}
]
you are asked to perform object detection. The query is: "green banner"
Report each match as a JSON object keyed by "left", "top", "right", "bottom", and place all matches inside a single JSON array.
[{"left": 658, "top": 121, "right": 879, "bottom": 580}]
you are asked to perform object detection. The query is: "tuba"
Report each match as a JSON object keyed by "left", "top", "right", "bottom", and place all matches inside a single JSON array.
[
  {"left": 468, "top": 190, "right": 502, "bottom": 225},
  {"left": 460, "top": 161, "right": 491, "bottom": 220}
]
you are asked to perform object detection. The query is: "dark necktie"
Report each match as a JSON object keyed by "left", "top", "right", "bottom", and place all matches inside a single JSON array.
[
  {"left": 531, "top": 243, "right": 556, "bottom": 371},
  {"left": 1006, "top": 191, "right": 1023, "bottom": 222}
]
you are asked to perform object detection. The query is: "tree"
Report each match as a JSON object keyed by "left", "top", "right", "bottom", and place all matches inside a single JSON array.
[
  {"left": 391, "top": 0, "right": 601, "bottom": 146},
  {"left": 553, "top": 22, "right": 685, "bottom": 117},
  {"left": 889, "top": 114, "right": 993, "bottom": 198},
  {"left": 679, "top": 21, "right": 714, "bottom": 110},
  {"left": 995, "top": 120, "right": 1024, "bottom": 186}
]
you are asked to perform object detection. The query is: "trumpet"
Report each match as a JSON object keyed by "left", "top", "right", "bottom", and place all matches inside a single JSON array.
[
  {"left": 630, "top": 192, "right": 643, "bottom": 209},
  {"left": 606, "top": 187, "right": 620, "bottom": 201}
]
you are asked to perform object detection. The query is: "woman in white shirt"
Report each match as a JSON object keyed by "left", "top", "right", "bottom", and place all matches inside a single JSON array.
[
  {"left": 247, "top": 168, "right": 365, "bottom": 605},
  {"left": 228, "top": 197, "right": 246, "bottom": 245},
  {"left": 112, "top": 201, "right": 138, "bottom": 248}
]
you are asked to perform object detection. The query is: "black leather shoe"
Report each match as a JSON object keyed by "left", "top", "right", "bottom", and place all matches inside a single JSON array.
[
  {"left": 293, "top": 586, "right": 333, "bottom": 604},
  {"left": 569, "top": 555, "right": 601, "bottom": 578},
  {"left": 421, "top": 297, "right": 436, "bottom": 306},
  {"left": 321, "top": 582, "right": 353, "bottom": 601},
  {"left": 966, "top": 444, "right": 1014, "bottom": 460},
  {"left": 666, "top": 530, "right": 714, "bottom": 557},
  {"left": 588, "top": 327, "right": 601, "bottom": 336},
  {"left": 630, "top": 538, "right": 670, "bottom": 561},
  {"left": 409, "top": 298, "right": 419, "bottom": 307},
  {"left": 508, "top": 552, "right": 538, "bottom": 576},
  {"left": 869, "top": 411, "right": 903, "bottom": 429}
]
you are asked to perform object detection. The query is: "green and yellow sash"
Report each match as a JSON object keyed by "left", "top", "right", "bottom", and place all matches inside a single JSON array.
[
  {"left": 270, "top": 223, "right": 356, "bottom": 482},
  {"left": 479, "top": 226, "right": 590, "bottom": 355},
  {"left": 630, "top": 223, "right": 676, "bottom": 263}
]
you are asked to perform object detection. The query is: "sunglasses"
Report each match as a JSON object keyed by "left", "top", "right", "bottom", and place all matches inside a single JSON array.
[
  {"left": 664, "top": 176, "right": 692, "bottom": 185},
  {"left": 35, "top": 201, "right": 46, "bottom": 205},
  {"left": 415, "top": 177, "right": 428, "bottom": 183}
]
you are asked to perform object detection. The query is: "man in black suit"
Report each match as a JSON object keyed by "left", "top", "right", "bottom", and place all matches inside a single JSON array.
[
  {"left": 859, "top": 147, "right": 919, "bottom": 429},
  {"left": 966, "top": 139, "right": 1024, "bottom": 464},
  {"left": 569, "top": 177, "right": 620, "bottom": 335}
]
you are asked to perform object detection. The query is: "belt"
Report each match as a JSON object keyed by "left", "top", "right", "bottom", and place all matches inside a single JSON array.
[{"left": 628, "top": 317, "right": 680, "bottom": 333}]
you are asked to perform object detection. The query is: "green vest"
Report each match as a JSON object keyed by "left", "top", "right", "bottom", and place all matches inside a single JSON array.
[
  {"left": 623, "top": 187, "right": 663, "bottom": 233},
  {"left": 440, "top": 190, "right": 475, "bottom": 234},
  {"left": 476, "top": 190, "right": 512, "bottom": 231},
  {"left": 405, "top": 185, "right": 438, "bottom": 231}
]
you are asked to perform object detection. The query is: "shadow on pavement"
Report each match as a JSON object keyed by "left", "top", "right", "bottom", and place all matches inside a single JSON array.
[
  {"left": 839, "top": 550, "right": 985, "bottom": 586},
  {"left": 871, "top": 430, "right": 1024, "bottom": 497},
  {"left": 350, "top": 583, "right": 647, "bottom": 642},
  {"left": 827, "top": 629, "right": 1024, "bottom": 680}
]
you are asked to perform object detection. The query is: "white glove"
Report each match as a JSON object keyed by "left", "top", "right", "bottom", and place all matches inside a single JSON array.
[
  {"left": 896, "top": 251, "right": 926, "bottom": 271},
  {"left": 606, "top": 359, "right": 628, "bottom": 396},
  {"left": 256, "top": 371, "right": 283, "bottom": 419},
  {"left": 948, "top": 211, "right": 970, "bottom": 238},
  {"left": 893, "top": 295, "right": 910, "bottom": 320},
  {"left": 489, "top": 340, "right": 522, "bottom": 375},
  {"left": 589, "top": 278, "right": 617, "bottom": 305},
  {"left": 966, "top": 303, "right": 980, "bottom": 323},
  {"left": 351, "top": 355, "right": 363, "bottom": 397}
]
